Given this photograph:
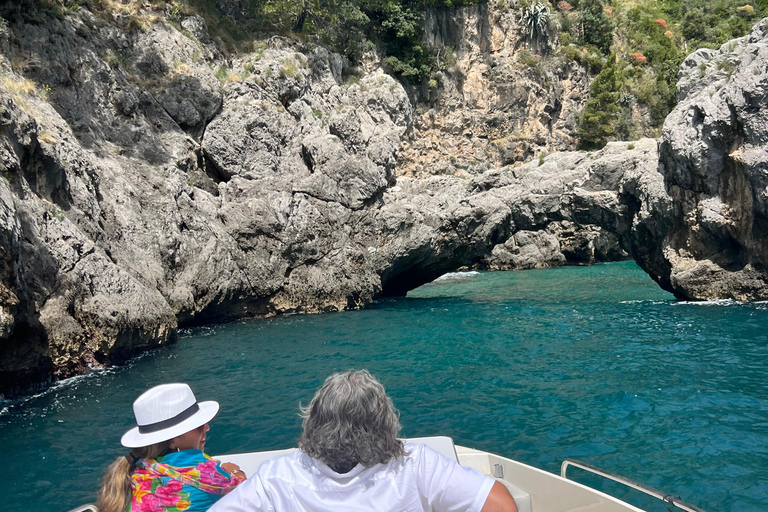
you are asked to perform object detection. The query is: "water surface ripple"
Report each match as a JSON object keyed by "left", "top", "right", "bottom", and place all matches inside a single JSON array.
[{"left": 2, "top": 262, "right": 767, "bottom": 512}]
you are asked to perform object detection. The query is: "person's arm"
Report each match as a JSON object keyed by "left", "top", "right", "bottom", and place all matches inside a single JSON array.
[
  {"left": 221, "top": 462, "right": 247, "bottom": 480},
  {"left": 480, "top": 481, "right": 518, "bottom": 512},
  {"left": 411, "top": 444, "right": 516, "bottom": 512},
  {"left": 207, "top": 475, "right": 267, "bottom": 512}
]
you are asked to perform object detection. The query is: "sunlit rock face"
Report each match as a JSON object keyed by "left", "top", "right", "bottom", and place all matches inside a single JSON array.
[
  {"left": 648, "top": 18, "right": 768, "bottom": 300},
  {"left": 395, "top": 0, "right": 593, "bottom": 178},
  {"left": 0, "top": 2, "right": 765, "bottom": 394},
  {"left": 0, "top": 8, "right": 413, "bottom": 392},
  {"left": 369, "top": 137, "right": 664, "bottom": 298}
]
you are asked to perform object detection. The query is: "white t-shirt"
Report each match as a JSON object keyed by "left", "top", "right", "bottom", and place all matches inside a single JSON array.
[{"left": 209, "top": 443, "right": 495, "bottom": 512}]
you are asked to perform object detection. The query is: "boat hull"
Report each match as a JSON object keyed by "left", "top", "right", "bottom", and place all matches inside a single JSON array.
[{"left": 455, "top": 445, "right": 645, "bottom": 512}]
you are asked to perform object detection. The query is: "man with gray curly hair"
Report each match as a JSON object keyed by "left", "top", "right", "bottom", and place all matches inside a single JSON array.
[{"left": 210, "top": 369, "right": 517, "bottom": 512}]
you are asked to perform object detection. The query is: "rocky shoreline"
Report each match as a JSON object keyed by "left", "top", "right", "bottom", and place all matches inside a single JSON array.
[{"left": 0, "top": 6, "right": 766, "bottom": 395}]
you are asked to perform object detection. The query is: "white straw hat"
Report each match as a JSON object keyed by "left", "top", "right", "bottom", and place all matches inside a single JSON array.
[{"left": 121, "top": 383, "right": 220, "bottom": 448}]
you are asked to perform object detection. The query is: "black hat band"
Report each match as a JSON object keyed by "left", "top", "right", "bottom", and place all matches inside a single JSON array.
[{"left": 138, "top": 402, "right": 200, "bottom": 434}]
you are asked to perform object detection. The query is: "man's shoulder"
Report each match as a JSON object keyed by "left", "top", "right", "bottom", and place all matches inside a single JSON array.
[
  {"left": 403, "top": 442, "right": 442, "bottom": 462},
  {"left": 256, "top": 449, "right": 309, "bottom": 478}
]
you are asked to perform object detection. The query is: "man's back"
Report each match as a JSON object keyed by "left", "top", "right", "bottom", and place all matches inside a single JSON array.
[
  {"left": 209, "top": 443, "right": 494, "bottom": 512},
  {"left": 209, "top": 370, "right": 516, "bottom": 512}
]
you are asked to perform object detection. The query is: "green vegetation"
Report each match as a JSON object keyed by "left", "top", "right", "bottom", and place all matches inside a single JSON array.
[
  {"left": 5, "top": 0, "right": 484, "bottom": 85},
  {"left": 5, "top": 0, "right": 766, "bottom": 149},
  {"left": 520, "top": 2, "right": 551, "bottom": 54},
  {"left": 214, "top": 65, "right": 230, "bottom": 82},
  {"left": 578, "top": 55, "right": 620, "bottom": 149},
  {"left": 560, "top": 0, "right": 766, "bottom": 148},
  {"left": 579, "top": 0, "right": 613, "bottom": 53}
]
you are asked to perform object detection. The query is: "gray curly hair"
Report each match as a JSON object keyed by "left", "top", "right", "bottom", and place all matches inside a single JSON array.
[{"left": 298, "top": 370, "right": 406, "bottom": 473}]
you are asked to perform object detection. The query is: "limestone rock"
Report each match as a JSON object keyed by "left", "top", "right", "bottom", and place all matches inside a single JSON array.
[
  {"left": 0, "top": 8, "right": 414, "bottom": 392},
  {"left": 397, "top": 0, "right": 592, "bottom": 177},
  {"left": 486, "top": 230, "right": 566, "bottom": 270},
  {"left": 648, "top": 18, "right": 768, "bottom": 300},
  {"left": 365, "top": 139, "right": 660, "bottom": 294},
  {"left": 0, "top": 3, "right": 765, "bottom": 395}
]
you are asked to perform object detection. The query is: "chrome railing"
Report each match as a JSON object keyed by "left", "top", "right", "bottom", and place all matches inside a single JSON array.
[
  {"left": 561, "top": 459, "right": 709, "bottom": 512},
  {"left": 66, "top": 505, "right": 98, "bottom": 512}
]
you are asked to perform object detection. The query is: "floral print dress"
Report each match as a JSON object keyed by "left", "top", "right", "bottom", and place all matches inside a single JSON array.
[{"left": 129, "top": 449, "right": 245, "bottom": 512}]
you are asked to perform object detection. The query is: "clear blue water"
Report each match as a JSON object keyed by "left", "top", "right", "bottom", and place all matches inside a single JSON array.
[{"left": 2, "top": 261, "right": 768, "bottom": 512}]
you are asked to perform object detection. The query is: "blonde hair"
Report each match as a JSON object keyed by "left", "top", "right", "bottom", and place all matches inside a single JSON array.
[{"left": 97, "top": 441, "right": 172, "bottom": 512}]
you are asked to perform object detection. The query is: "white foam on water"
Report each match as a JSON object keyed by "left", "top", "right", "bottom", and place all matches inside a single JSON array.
[
  {"left": 0, "top": 366, "right": 118, "bottom": 416},
  {"left": 673, "top": 299, "right": 739, "bottom": 306},
  {"left": 179, "top": 325, "right": 219, "bottom": 338},
  {"left": 619, "top": 299, "right": 670, "bottom": 305},
  {"left": 434, "top": 271, "right": 480, "bottom": 282}
]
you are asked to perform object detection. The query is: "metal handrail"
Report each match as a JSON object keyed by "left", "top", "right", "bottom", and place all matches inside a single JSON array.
[{"left": 561, "top": 459, "right": 709, "bottom": 512}]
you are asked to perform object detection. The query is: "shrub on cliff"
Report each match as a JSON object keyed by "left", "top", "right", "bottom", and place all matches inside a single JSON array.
[
  {"left": 578, "top": 56, "right": 621, "bottom": 149},
  {"left": 578, "top": 0, "right": 613, "bottom": 53},
  {"left": 679, "top": 1, "right": 762, "bottom": 49},
  {"left": 12, "top": 0, "right": 767, "bottom": 128},
  {"left": 572, "top": 0, "right": 764, "bottom": 148},
  {"left": 520, "top": 2, "right": 551, "bottom": 54},
  {"left": 294, "top": 0, "right": 374, "bottom": 61}
]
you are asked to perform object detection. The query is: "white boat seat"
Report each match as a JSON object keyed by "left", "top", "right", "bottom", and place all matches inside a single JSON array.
[
  {"left": 216, "top": 436, "right": 459, "bottom": 477},
  {"left": 405, "top": 435, "right": 459, "bottom": 461},
  {"left": 456, "top": 447, "right": 531, "bottom": 512},
  {"left": 217, "top": 446, "right": 295, "bottom": 477},
  {"left": 65, "top": 505, "right": 98, "bottom": 512}
]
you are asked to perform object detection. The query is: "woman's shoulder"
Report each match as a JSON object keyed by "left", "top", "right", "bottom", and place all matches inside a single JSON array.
[{"left": 160, "top": 449, "right": 211, "bottom": 467}]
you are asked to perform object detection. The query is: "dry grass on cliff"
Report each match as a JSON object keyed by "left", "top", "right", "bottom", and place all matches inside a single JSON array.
[
  {"left": 91, "top": 0, "right": 164, "bottom": 30},
  {"left": 1, "top": 76, "right": 42, "bottom": 112},
  {"left": 32, "top": 0, "right": 166, "bottom": 31}
]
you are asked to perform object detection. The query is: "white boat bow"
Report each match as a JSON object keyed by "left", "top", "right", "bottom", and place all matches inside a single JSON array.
[
  {"left": 70, "top": 436, "right": 707, "bottom": 512},
  {"left": 216, "top": 436, "right": 707, "bottom": 512}
]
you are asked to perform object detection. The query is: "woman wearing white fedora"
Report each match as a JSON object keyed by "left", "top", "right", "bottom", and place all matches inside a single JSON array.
[{"left": 97, "top": 383, "right": 246, "bottom": 512}]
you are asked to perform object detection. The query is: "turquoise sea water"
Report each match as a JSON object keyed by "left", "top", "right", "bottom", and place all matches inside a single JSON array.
[{"left": 2, "top": 261, "right": 768, "bottom": 512}]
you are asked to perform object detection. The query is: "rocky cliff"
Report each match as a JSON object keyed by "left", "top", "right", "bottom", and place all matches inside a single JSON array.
[
  {"left": 644, "top": 19, "right": 768, "bottom": 300},
  {"left": 0, "top": 7, "right": 414, "bottom": 392},
  {"left": 0, "top": 4, "right": 765, "bottom": 395},
  {"left": 396, "top": 0, "right": 592, "bottom": 177}
]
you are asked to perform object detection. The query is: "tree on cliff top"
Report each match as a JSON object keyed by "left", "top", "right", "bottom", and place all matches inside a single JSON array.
[
  {"left": 579, "top": 0, "right": 613, "bottom": 53},
  {"left": 578, "top": 56, "right": 620, "bottom": 149}
]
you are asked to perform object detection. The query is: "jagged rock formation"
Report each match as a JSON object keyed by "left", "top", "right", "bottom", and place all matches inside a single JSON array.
[
  {"left": 0, "top": 8, "right": 416, "bottom": 392},
  {"left": 0, "top": 4, "right": 765, "bottom": 394},
  {"left": 366, "top": 138, "right": 661, "bottom": 296},
  {"left": 645, "top": 19, "right": 768, "bottom": 300},
  {"left": 395, "top": 0, "right": 592, "bottom": 177}
]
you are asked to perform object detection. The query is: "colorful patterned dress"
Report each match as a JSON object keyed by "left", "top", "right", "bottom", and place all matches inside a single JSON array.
[{"left": 129, "top": 449, "right": 245, "bottom": 512}]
